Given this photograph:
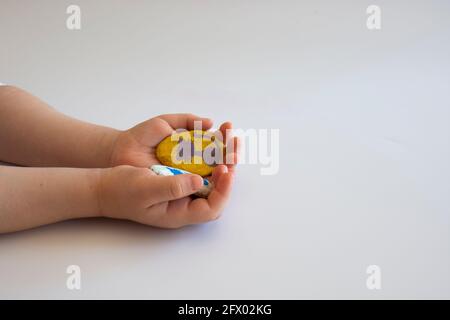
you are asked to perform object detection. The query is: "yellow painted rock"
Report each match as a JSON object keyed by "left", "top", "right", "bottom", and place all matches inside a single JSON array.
[{"left": 156, "top": 130, "right": 224, "bottom": 177}]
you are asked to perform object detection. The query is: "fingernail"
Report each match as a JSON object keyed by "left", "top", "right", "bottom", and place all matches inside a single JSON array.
[{"left": 190, "top": 175, "right": 203, "bottom": 191}]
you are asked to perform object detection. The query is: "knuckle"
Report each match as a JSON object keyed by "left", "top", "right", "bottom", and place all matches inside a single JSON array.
[
  {"left": 149, "top": 117, "right": 167, "bottom": 128},
  {"left": 168, "top": 180, "right": 184, "bottom": 199}
]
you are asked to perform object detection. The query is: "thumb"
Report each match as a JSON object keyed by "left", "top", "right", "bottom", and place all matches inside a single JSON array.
[{"left": 151, "top": 174, "right": 204, "bottom": 202}]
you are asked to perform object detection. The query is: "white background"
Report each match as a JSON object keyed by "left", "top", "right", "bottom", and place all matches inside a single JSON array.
[{"left": 0, "top": 0, "right": 449, "bottom": 299}]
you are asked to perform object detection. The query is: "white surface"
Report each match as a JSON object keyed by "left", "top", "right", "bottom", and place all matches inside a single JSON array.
[{"left": 0, "top": 0, "right": 449, "bottom": 299}]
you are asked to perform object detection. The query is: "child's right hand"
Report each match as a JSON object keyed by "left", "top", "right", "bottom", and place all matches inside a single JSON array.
[{"left": 96, "top": 164, "right": 233, "bottom": 228}]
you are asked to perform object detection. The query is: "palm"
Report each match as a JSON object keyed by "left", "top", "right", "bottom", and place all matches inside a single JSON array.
[{"left": 110, "top": 118, "right": 174, "bottom": 168}]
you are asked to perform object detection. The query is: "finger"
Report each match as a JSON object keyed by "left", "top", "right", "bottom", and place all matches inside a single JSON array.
[
  {"left": 157, "top": 114, "right": 213, "bottom": 131},
  {"left": 212, "top": 122, "right": 233, "bottom": 166},
  {"left": 155, "top": 197, "right": 193, "bottom": 228},
  {"left": 212, "top": 122, "right": 231, "bottom": 143},
  {"left": 225, "top": 155, "right": 238, "bottom": 173},
  {"left": 164, "top": 167, "right": 234, "bottom": 226},
  {"left": 219, "top": 122, "right": 232, "bottom": 143},
  {"left": 229, "top": 136, "right": 240, "bottom": 155},
  {"left": 211, "top": 164, "right": 227, "bottom": 183},
  {"left": 187, "top": 169, "right": 234, "bottom": 223},
  {"left": 206, "top": 169, "right": 234, "bottom": 212},
  {"left": 225, "top": 136, "right": 240, "bottom": 168},
  {"left": 147, "top": 174, "right": 204, "bottom": 204}
]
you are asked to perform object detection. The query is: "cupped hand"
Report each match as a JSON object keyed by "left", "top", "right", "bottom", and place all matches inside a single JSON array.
[
  {"left": 110, "top": 113, "right": 238, "bottom": 171},
  {"left": 97, "top": 164, "right": 234, "bottom": 228}
]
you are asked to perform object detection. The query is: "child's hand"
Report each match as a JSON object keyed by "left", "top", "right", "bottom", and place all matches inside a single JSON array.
[
  {"left": 110, "top": 114, "right": 238, "bottom": 170},
  {"left": 97, "top": 164, "right": 233, "bottom": 228}
]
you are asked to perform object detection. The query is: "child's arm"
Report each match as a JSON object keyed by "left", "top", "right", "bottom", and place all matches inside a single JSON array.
[
  {"left": 0, "top": 85, "right": 238, "bottom": 169},
  {"left": 0, "top": 85, "right": 119, "bottom": 167},
  {"left": 0, "top": 164, "right": 233, "bottom": 234},
  {"left": 0, "top": 166, "right": 101, "bottom": 233}
]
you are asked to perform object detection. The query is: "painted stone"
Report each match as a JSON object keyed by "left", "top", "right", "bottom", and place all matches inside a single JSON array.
[{"left": 156, "top": 130, "right": 224, "bottom": 177}]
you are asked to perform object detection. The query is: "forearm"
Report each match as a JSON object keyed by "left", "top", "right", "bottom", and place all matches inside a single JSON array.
[
  {"left": 0, "top": 166, "right": 102, "bottom": 233},
  {"left": 0, "top": 86, "right": 120, "bottom": 167}
]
